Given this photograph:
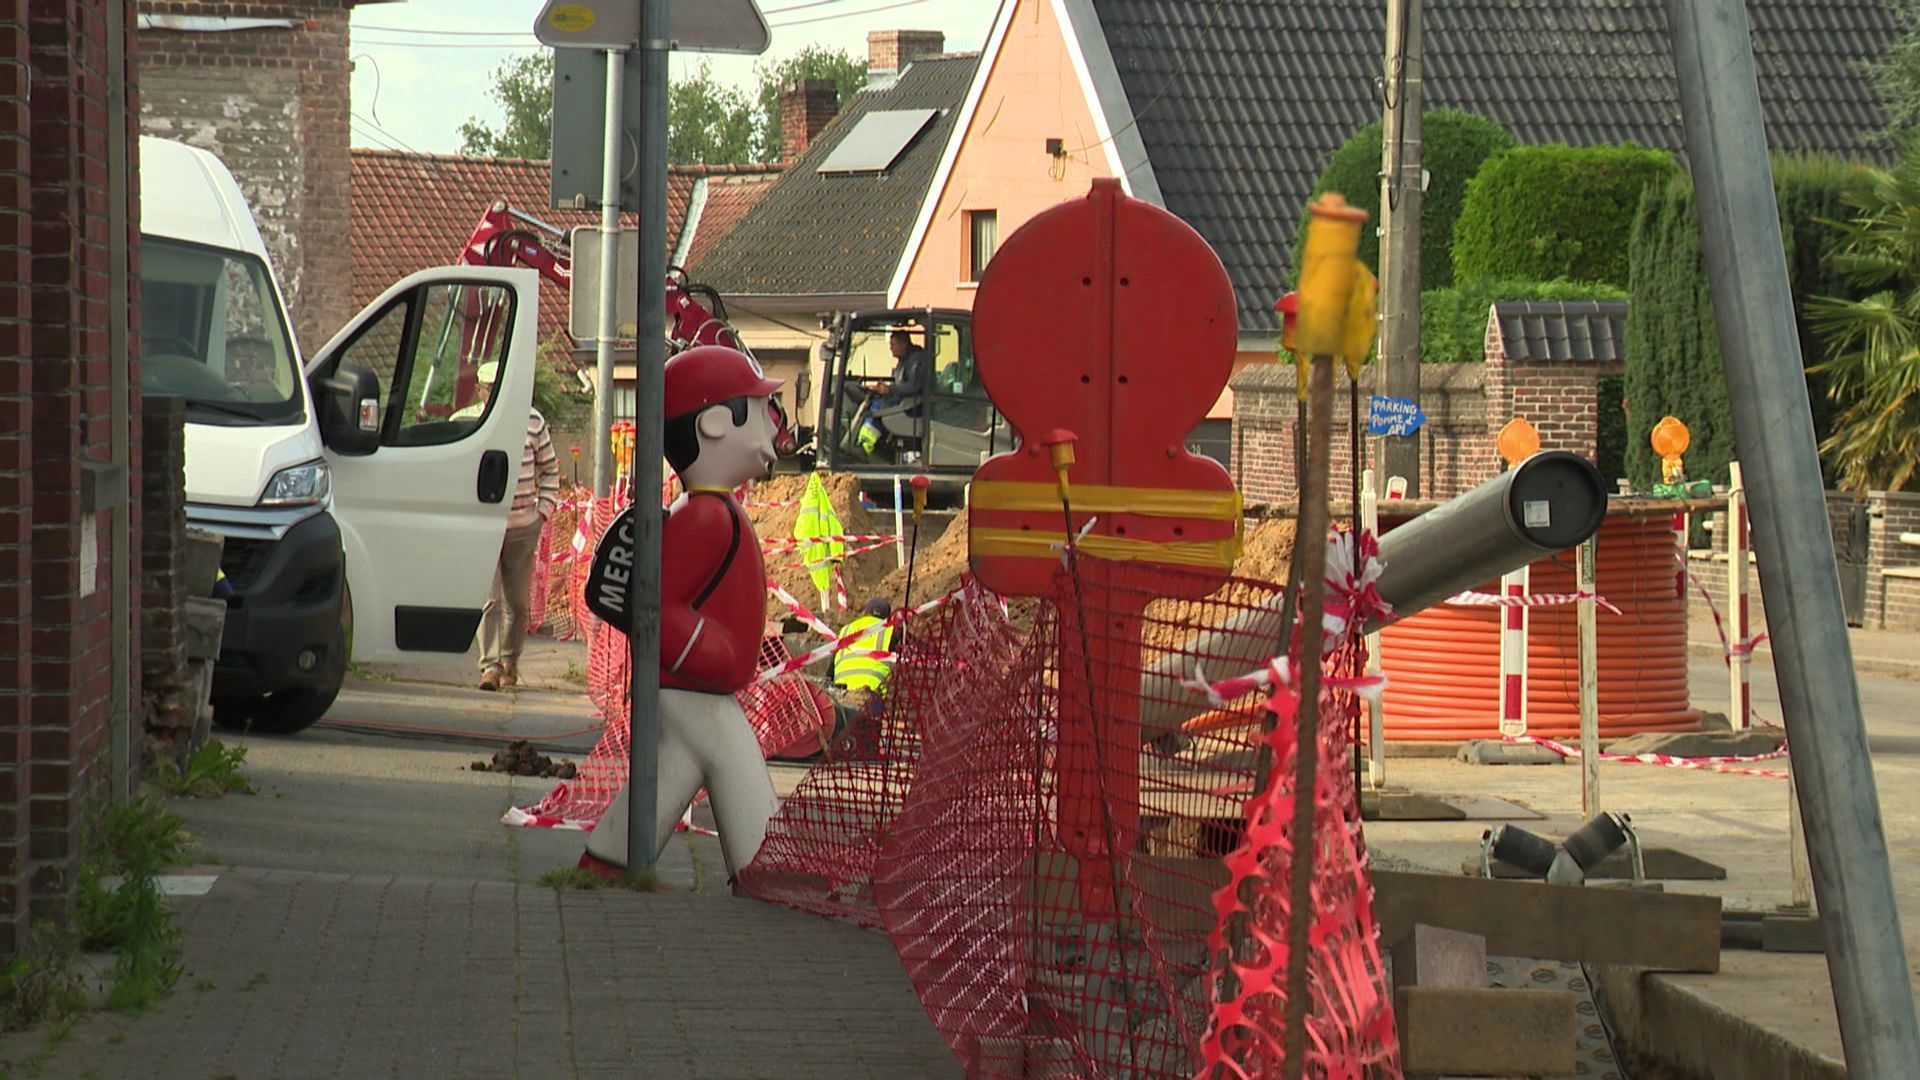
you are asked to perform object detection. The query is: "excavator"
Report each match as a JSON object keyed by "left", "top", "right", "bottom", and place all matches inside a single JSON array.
[{"left": 452, "top": 200, "right": 800, "bottom": 455}]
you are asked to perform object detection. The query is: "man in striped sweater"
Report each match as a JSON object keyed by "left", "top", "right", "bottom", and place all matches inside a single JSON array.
[{"left": 473, "top": 360, "right": 562, "bottom": 691}]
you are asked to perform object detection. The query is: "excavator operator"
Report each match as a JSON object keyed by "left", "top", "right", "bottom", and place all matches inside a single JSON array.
[{"left": 856, "top": 330, "right": 929, "bottom": 458}]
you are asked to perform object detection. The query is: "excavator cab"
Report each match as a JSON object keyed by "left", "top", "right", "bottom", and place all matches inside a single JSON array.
[{"left": 813, "top": 308, "right": 1013, "bottom": 495}]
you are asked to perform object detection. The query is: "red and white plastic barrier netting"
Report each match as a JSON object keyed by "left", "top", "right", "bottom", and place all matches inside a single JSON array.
[
  {"left": 505, "top": 628, "right": 836, "bottom": 830},
  {"left": 737, "top": 540, "right": 1400, "bottom": 1078},
  {"left": 509, "top": 485, "right": 844, "bottom": 829}
]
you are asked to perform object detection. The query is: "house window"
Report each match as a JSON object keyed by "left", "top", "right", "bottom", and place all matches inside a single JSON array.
[
  {"left": 967, "top": 210, "right": 998, "bottom": 282},
  {"left": 613, "top": 384, "right": 637, "bottom": 421}
]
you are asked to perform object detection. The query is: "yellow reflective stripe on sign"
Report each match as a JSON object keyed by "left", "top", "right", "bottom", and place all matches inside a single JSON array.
[
  {"left": 970, "top": 527, "right": 1241, "bottom": 569},
  {"left": 969, "top": 481, "right": 1242, "bottom": 521}
]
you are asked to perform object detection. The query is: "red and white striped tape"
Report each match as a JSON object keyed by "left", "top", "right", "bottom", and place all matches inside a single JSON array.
[
  {"left": 1680, "top": 555, "right": 1768, "bottom": 661},
  {"left": 1446, "top": 589, "right": 1623, "bottom": 616},
  {"left": 1508, "top": 733, "right": 1789, "bottom": 779},
  {"left": 765, "top": 579, "right": 836, "bottom": 639},
  {"left": 764, "top": 533, "right": 901, "bottom": 550},
  {"left": 748, "top": 582, "right": 965, "bottom": 686}
]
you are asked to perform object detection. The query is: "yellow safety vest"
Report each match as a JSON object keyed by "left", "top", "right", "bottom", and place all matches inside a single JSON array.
[{"left": 831, "top": 615, "right": 894, "bottom": 692}]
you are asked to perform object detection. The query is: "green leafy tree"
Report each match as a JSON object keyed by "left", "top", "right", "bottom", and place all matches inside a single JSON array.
[
  {"left": 1807, "top": 143, "right": 1920, "bottom": 493},
  {"left": 1293, "top": 111, "right": 1515, "bottom": 289},
  {"left": 1419, "top": 278, "right": 1627, "bottom": 364},
  {"left": 455, "top": 52, "right": 760, "bottom": 165},
  {"left": 1870, "top": 1, "right": 1920, "bottom": 142},
  {"left": 754, "top": 46, "right": 866, "bottom": 162},
  {"left": 534, "top": 336, "right": 589, "bottom": 432},
  {"left": 669, "top": 61, "right": 758, "bottom": 165},
  {"left": 459, "top": 53, "right": 555, "bottom": 159},
  {"left": 1624, "top": 158, "right": 1863, "bottom": 490},
  {"left": 1452, "top": 144, "right": 1676, "bottom": 288}
]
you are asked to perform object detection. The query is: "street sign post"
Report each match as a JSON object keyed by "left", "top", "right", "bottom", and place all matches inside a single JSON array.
[{"left": 539, "top": 0, "right": 768, "bottom": 875}]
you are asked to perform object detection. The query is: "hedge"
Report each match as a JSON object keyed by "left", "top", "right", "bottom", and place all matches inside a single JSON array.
[
  {"left": 1622, "top": 155, "right": 1862, "bottom": 490},
  {"left": 1419, "top": 278, "right": 1628, "bottom": 365},
  {"left": 1292, "top": 111, "right": 1515, "bottom": 289},
  {"left": 1452, "top": 144, "right": 1677, "bottom": 288}
]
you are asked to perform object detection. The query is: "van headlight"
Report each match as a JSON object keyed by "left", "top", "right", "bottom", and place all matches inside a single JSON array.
[{"left": 259, "top": 460, "right": 332, "bottom": 507}]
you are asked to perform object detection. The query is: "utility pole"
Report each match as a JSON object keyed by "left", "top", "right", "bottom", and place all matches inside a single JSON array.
[
  {"left": 625, "top": 0, "right": 670, "bottom": 870},
  {"left": 1375, "top": 0, "right": 1424, "bottom": 496},
  {"left": 1667, "top": 0, "right": 1920, "bottom": 1071}
]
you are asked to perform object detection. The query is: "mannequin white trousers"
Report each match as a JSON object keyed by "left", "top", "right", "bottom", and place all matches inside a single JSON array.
[{"left": 586, "top": 687, "right": 779, "bottom": 878}]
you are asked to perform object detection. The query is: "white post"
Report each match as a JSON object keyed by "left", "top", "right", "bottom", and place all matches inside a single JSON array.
[
  {"left": 1361, "top": 468, "right": 1386, "bottom": 789},
  {"left": 1728, "top": 462, "right": 1751, "bottom": 731},
  {"left": 1385, "top": 475, "right": 1408, "bottom": 501},
  {"left": 1498, "top": 564, "right": 1530, "bottom": 738},
  {"left": 1672, "top": 510, "right": 1689, "bottom": 601},
  {"left": 893, "top": 474, "right": 907, "bottom": 569},
  {"left": 1791, "top": 768, "right": 1815, "bottom": 911},
  {"left": 591, "top": 49, "right": 625, "bottom": 498},
  {"left": 1577, "top": 534, "right": 1600, "bottom": 816}
]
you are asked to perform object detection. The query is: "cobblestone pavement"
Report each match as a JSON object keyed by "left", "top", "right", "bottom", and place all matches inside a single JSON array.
[{"left": 0, "top": 868, "right": 960, "bottom": 1080}]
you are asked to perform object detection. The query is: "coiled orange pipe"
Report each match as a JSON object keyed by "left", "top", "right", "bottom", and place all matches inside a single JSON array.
[{"left": 1378, "top": 513, "right": 1700, "bottom": 740}]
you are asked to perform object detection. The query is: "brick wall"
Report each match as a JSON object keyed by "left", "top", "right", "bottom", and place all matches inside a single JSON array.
[
  {"left": 139, "top": 393, "right": 188, "bottom": 738},
  {"left": 0, "top": 0, "right": 142, "bottom": 953},
  {"left": 1230, "top": 361, "right": 1494, "bottom": 506},
  {"left": 0, "top": 0, "right": 31, "bottom": 958},
  {"left": 136, "top": 1, "right": 353, "bottom": 355},
  {"left": 1866, "top": 492, "right": 1920, "bottom": 631}
]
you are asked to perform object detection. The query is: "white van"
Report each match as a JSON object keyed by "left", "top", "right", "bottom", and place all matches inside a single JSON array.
[{"left": 139, "top": 136, "right": 539, "bottom": 732}]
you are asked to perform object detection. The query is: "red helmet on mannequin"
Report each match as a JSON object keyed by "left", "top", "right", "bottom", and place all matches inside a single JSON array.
[{"left": 664, "top": 345, "right": 783, "bottom": 421}]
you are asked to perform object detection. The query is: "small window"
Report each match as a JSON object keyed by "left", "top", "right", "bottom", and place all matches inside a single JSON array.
[
  {"left": 967, "top": 210, "right": 998, "bottom": 282},
  {"left": 613, "top": 383, "right": 637, "bottom": 421}
]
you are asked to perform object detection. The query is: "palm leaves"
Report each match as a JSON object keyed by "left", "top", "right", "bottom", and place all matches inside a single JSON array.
[{"left": 1809, "top": 144, "right": 1920, "bottom": 493}]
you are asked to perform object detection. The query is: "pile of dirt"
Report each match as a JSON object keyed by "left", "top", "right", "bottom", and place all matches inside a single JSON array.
[
  {"left": 1232, "top": 517, "right": 1297, "bottom": 586},
  {"left": 743, "top": 473, "right": 899, "bottom": 624},
  {"left": 470, "top": 740, "right": 578, "bottom": 779},
  {"left": 878, "top": 507, "right": 972, "bottom": 605}
]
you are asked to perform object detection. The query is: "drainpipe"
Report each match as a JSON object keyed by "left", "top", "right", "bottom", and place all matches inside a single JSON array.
[{"left": 107, "top": 0, "right": 133, "bottom": 800}]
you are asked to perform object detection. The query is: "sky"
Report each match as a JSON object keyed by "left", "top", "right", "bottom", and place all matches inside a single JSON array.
[{"left": 348, "top": 0, "right": 999, "bottom": 155}]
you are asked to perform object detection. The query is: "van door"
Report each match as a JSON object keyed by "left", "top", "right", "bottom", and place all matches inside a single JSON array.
[{"left": 304, "top": 266, "right": 541, "bottom": 662}]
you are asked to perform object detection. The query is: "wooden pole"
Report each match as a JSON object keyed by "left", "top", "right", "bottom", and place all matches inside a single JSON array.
[{"left": 1578, "top": 534, "right": 1600, "bottom": 817}]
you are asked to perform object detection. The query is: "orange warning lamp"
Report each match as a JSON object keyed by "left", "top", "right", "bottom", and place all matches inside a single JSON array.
[
  {"left": 909, "top": 473, "right": 931, "bottom": 525},
  {"left": 1651, "top": 416, "right": 1690, "bottom": 485},
  {"left": 1497, "top": 417, "right": 1541, "bottom": 467},
  {"left": 1041, "top": 429, "right": 1078, "bottom": 502}
]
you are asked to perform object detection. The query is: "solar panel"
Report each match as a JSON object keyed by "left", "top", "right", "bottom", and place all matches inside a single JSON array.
[{"left": 817, "top": 109, "right": 940, "bottom": 175}]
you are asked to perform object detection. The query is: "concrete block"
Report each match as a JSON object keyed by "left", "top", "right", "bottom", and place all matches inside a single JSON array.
[
  {"left": 183, "top": 596, "right": 227, "bottom": 661},
  {"left": 181, "top": 527, "right": 225, "bottom": 597},
  {"left": 1395, "top": 986, "right": 1576, "bottom": 1076},
  {"left": 187, "top": 660, "right": 214, "bottom": 752},
  {"left": 1602, "top": 729, "right": 1781, "bottom": 758},
  {"left": 1389, "top": 923, "right": 1486, "bottom": 990},
  {"left": 1458, "top": 739, "right": 1563, "bottom": 766},
  {"left": 1371, "top": 869, "right": 1722, "bottom": 973}
]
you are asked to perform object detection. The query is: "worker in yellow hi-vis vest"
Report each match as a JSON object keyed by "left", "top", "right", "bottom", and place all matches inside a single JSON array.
[{"left": 830, "top": 597, "right": 895, "bottom": 693}]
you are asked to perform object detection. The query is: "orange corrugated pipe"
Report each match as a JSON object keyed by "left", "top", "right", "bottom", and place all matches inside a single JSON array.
[{"left": 1378, "top": 513, "right": 1700, "bottom": 740}]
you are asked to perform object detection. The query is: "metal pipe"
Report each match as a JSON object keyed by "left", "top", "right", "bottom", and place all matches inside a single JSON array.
[
  {"left": 1135, "top": 452, "right": 1605, "bottom": 740},
  {"left": 107, "top": 0, "right": 133, "bottom": 800},
  {"left": 626, "top": 2, "right": 669, "bottom": 871},
  {"left": 592, "top": 50, "right": 625, "bottom": 498},
  {"left": 1577, "top": 534, "right": 1599, "bottom": 816},
  {"left": 1667, "top": 0, "right": 1920, "bottom": 1068}
]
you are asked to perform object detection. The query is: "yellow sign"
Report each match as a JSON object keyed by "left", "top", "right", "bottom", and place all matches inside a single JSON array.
[
  {"left": 1651, "top": 415, "right": 1691, "bottom": 485},
  {"left": 548, "top": 4, "right": 597, "bottom": 32},
  {"left": 1497, "top": 417, "right": 1541, "bottom": 466}
]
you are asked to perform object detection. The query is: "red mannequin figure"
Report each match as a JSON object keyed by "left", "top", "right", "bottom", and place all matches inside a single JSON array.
[{"left": 583, "top": 345, "right": 784, "bottom": 883}]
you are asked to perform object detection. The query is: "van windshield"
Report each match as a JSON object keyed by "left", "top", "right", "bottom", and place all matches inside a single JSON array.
[{"left": 139, "top": 238, "right": 303, "bottom": 425}]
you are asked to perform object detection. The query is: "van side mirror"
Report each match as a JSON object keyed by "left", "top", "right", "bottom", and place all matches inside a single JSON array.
[{"left": 313, "top": 363, "right": 381, "bottom": 456}]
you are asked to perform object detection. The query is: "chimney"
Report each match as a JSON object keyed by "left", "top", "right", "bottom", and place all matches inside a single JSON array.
[
  {"left": 779, "top": 79, "right": 839, "bottom": 165},
  {"left": 867, "top": 29, "right": 944, "bottom": 86}
]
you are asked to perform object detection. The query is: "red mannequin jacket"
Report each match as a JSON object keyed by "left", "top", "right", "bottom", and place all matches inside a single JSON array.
[{"left": 660, "top": 489, "right": 764, "bottom": 694}]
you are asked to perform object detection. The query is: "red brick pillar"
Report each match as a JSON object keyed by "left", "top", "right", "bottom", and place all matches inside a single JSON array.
[
  {"left": 0, "top": 0, "right": 32, "bottom": 955},
  {"left": 19, "top": 0, "right": 139, "bottom": 929}
]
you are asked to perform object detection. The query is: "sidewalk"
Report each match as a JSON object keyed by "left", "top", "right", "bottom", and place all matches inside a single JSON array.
[
  {"left": 1689, "top": 612, "right": 1920, "bottom": 681},
  {"left": 0, "top": 868, "right": 959, "bottom": 1080}
]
